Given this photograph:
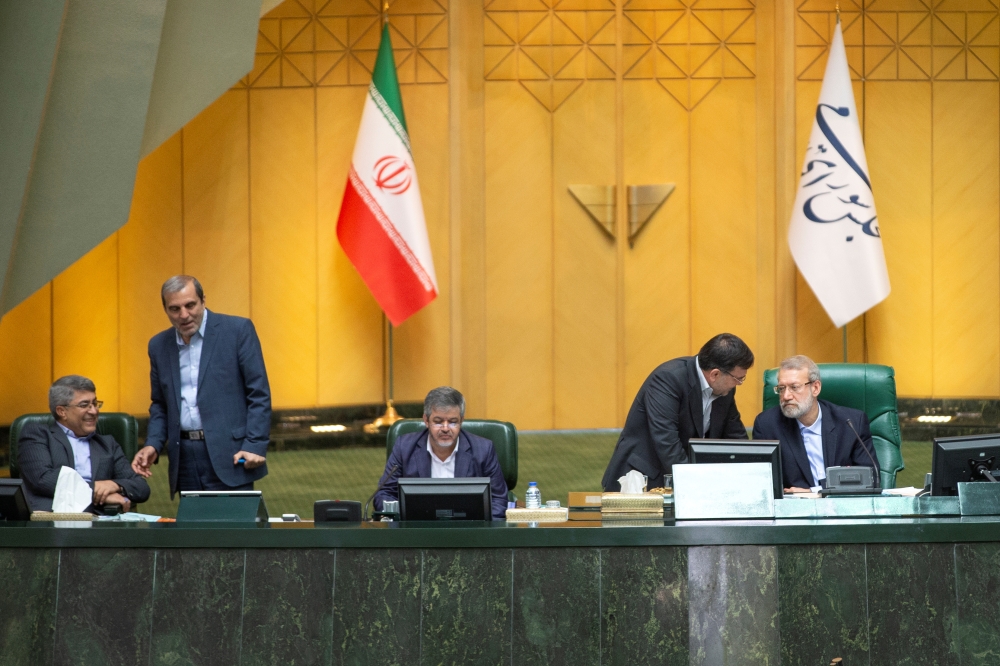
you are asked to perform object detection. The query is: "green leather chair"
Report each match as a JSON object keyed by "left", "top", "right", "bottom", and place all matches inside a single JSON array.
[
  {"left": 762, "top": 363, "right": 904, "bottom": 488},
  {"left": 386, "top": 419, "right": 518, "bottom": 494},
  {"left": 8, "top": 413, "right": 141, "bottom": 479}
]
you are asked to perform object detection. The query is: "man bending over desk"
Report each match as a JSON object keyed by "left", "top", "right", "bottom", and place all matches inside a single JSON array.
[
  {"left": 752, "top": 355, "right": 879, "bottom": 492},
  {"left": 374, "top": 387, "right": 508, "bottom": 520}
]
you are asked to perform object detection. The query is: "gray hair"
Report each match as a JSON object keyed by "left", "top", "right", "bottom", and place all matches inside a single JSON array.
[
  {"left": 49, "top": 375, "right": 96, "bottom": 416},
  {"left": 161, "top": 275, "right": 204, "bottom": 306},
  {"left": 779, "top": 355, "right": 821, "bottom": 383},
  {"left": 423, "top": 386, "right": 466, "bottom": 418}
]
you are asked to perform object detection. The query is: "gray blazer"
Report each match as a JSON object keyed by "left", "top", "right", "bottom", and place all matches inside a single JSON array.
[
  {"left": 18, "top": 421, "right": 151, "bottom": 512},
  {"left": 146, "top": 310, "right": 271, "bottom": 495}
]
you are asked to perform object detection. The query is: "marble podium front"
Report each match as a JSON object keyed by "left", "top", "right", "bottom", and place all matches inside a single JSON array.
[{"left": 0, "top": 518, "right": 996, "bottom": 665}]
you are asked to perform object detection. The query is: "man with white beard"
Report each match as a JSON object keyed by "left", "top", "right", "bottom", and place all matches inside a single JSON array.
[{"left": 752, "top": 355, "right": 879, "bottom": 493}]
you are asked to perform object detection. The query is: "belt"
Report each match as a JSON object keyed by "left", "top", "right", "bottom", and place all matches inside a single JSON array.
[{"left": 180, "top": 429, "right": 205, "bottom": 440}]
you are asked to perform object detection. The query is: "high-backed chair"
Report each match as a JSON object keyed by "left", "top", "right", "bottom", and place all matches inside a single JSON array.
[
  {"left": 8, "top": 413, "right": 141, "bottom": 479},
  {"left": 385, "top": 419, "right": 518, "bottom": 494},
  {"left": 762, "top": 363, "right": 904, "bottom": 488}
]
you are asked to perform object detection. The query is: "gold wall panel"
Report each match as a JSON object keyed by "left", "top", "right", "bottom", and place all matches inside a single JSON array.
[
  {"left": 249, "top": 88, "right": 318, "bottom": 409},
  {"left": 0, "top": 286, "right": 51, "bottom": 423},
  {"left": 932, "top": 81, "right": 1000, "bottom": 398},
  {"left": 316, "top": 86, "right": 383, "bottom": 406},
  {"left": 118, "top": 134, "right": 184, "bottom": 415},
  {"left": 52, "top": 235, "right": 120, "bottom": 410},
  {"left": 183, "top": 91, "right": 252, "bottom": 318}
]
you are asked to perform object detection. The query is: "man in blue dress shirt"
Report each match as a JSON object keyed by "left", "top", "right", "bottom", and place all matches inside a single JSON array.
[
  {"left": 752, "top": 355, "right": 879, "bottom": 492},
  {"left": 131, "top": 276, "right": 271, "bottom": 497},
  {"left": 18, "top": 375, "right": 150, "bottom": 512}
]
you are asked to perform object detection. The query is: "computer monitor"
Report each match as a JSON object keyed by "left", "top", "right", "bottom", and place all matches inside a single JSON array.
[
  {"left": 688, "top": 439, "right": 783, "bottom": 499},
  {"left": 931, "top": 433, "right": 1000, "bottom": 496},
  {"left": 398, "top": 477, "right": 491, "bottom": 521},
  {"left": 0, "top": 479, "right": 30, "bottom": 521}
]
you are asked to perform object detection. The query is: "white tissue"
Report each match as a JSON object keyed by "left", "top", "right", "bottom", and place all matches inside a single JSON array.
[
  {"left": 52, "top": 466, "right": 93, "bottom": 513},
  {"left": 617, "top": 470, "right": 648, "bottom": 494}
]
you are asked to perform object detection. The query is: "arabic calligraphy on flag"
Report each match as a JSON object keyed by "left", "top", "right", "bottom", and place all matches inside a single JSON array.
[{"left": 789, "top": 20, "right": 890, "bottom": 328}]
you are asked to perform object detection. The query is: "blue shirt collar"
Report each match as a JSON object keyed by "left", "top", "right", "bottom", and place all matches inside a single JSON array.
[
  {"left": 57, "top": 421, "right": 93, "bottom": 442},
  {"left": 175, "top": 309, "right": 209, "bottom": 347},
  {"left": 797, "top": 402, "right": 823, "bottom": 435}
]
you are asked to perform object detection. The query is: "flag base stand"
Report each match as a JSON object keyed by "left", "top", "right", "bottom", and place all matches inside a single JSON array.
[{"left": 363, "top": 400, "right": 402, "bottom": 433}]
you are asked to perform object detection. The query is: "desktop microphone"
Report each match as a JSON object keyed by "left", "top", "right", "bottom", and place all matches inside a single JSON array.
[
  {"left": 363, "top": 464, "right": 399, "bottom": 521},
  {"left": 846, "top": 419, "right": 881, "bottom": 489}
]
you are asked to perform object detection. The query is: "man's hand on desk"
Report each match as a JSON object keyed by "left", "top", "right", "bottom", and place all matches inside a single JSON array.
[
  {"left": 132, "top": 446, "right": 158, "bottom": 478},
  {"left": 93, "top": 480, "right": 119, "bottom": 504},
  {"left": 102, "top": 493, "right": 131, "bottom": 512},
  {"left": 234, "top": 451, "right": 266, "bottom": 470}
]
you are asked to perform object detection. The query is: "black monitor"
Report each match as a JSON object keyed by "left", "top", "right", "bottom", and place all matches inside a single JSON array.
[
  {"left": 931, "top": 433, "right": 1000, "bottom": 496},
  {"left": 398, "top": 477, "right": 491, "bottom": 521},
  {"left": 0, "top": 479, "right": 30, "bottom": 521},
  {"left": 688, "top": 439, "right": 783, "bottom": 499}
]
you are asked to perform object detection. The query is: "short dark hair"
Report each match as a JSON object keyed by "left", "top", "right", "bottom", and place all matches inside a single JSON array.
[
  {"left": 161, "top": 275, "right": 204, "bottom": 306},
  {"left": 423, "top": 386, "right": 466, "bottom": 418},
  {"left": 49, "top": 375, "right": 96, "bottom": 416},
  {"left": 697, "top": 333, "right": 754, "bottom": 373}
]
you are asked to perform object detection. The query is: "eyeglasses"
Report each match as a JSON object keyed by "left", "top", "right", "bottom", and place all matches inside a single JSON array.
[
  {"left": 773, "top": 381, "right": 815, "bottom": 395},
  {"left": 67, "top": 400, "right": 103, "bottom": 410},
  {"left": 723, "top": 370, "right": 747, "bottom": 385},
  {"left": 429, "top": 420, "right": 460, "bottom": 430}
]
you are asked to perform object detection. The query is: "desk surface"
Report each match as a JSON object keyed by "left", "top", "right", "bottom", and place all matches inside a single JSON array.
[{"left": 3, "top": 516, "right": 1000, "bottom": 548}]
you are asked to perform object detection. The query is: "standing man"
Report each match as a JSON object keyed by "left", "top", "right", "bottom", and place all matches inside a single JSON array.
[
  {"left": 602, "top": 333, "right": 754, "bottom": 491},
  {"left": 132, "top": 275, "right": 271, "bottom": 497},
  {"left": 752, "top": 355, "right": 879, "bottom": 492}
]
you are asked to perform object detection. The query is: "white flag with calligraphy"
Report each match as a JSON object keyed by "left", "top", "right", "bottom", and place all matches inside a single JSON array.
[{"left": 789, "top": 20, "right": 890, "bottom": 328}]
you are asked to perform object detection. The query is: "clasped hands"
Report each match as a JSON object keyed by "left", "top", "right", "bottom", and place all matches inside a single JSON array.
[{"left": 92, "top": 479, "right": 129, "bottom": 511}]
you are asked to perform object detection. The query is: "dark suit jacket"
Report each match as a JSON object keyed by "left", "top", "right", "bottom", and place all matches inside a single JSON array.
[
  {"left": 752, "top": 399, "right": 880, "bottom": 489},
  {"left": 602, "top": 356, "right": 748, "bottom": 491},
  {"left": 18, "top": 421, "right": 151, "bottom": 512},
  {"left": 374, "top": 429, "right": 509, "bottom": 520},
  {"left": 146, "top": 310, "right": 271, "bottom": 495}
]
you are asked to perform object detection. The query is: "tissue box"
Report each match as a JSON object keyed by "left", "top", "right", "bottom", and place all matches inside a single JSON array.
[
  {"left": 506, "top": 507, "right": 569, "bottom": 522},
  {"left": 601, "top": 493, "right": 664, "bottom": 513}
]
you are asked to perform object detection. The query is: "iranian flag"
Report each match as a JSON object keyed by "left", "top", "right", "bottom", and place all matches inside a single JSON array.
[{"left": 336, "top": 24, "right": 437, "bottom": 326}]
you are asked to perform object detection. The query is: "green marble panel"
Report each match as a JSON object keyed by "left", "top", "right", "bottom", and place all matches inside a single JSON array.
[
  {"left": 0, "top": 548, "right": 58, "bottom": 666},
  {"left": 688, "top": 545, "right": 780, "bottom": 666},
  {"left": 422, "top": 549, "right": 511, "bottom": 666},
  {"left": 332, "top": 548, "right": 421, "bottom": 666},
  {"left": 149, "top": 549, "right": 246, "bottom": 666},
  {"left": 777, "top": 544, "right": 868, "bottom": 666},
  {"left": 955, "top": 542, "right": 1000, "bottom": 664},
  {"left": 241, "top": 549, "right": 334, "bottom": 666},
  {"left": 601, "top": 547, "right": 688, "bottom": 666},
  {"left": 53, "top": 548, "right": 154, "bottom": 666},
  {"left": 867, "top": 543, "right": 959, "bottom": 665},
  {"left": 512, "top": 547, "right": 600, "bottom": 665}
]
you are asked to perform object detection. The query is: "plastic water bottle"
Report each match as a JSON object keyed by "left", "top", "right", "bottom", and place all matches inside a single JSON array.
[{"left": 525, "top": 481, "right": 542, "bottom": 509}]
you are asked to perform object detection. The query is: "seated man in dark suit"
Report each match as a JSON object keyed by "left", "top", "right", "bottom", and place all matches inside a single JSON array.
[
  {"left": 18, "top": 375, "right": 151, "bottom": 512},
  {"left": 374, "top": 386, "right": 508, "bottom": 520},
  {"left": 752, "top": 355, "right": 879, "bottom": 492},
  {"left": 602, "top": 333, "right": 754, "bottom": 491}
]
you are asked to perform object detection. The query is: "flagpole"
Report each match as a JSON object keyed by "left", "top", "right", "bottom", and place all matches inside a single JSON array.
[{"left": 365, "top": 315, "right": 402, "bottom": 432}]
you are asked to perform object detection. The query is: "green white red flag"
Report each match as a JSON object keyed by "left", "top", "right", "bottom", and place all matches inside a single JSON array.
[{"left": 336, "top": 24, "right": 437, "bottom": 326}]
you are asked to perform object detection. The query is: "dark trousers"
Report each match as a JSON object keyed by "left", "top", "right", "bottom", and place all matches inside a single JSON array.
[{"left": 177, "top": 438, "right": 254, "bottom": 492}]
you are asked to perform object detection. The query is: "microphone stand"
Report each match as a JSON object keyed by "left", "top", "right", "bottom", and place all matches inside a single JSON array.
[
  {"left": 846, "top": 419, "right": 880, "bottom": 489},
  {"left": 364, "top": 464, "right": 399, "bottom": 521}
]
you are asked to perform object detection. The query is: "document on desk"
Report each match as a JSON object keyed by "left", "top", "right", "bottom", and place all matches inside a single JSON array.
[
  {"left": 881, "top": 487, "right": 922, "bottom": 497},
  {"left": 52, "top": 466, "right": 92, "bottom": 513}
]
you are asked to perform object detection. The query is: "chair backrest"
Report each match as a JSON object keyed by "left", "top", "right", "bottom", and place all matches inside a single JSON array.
[
  {"left": 8, "top": 413, "right": 140, "bottom": 479},
  {"left": 762, "top": 363, "right": 903, "bottom": 488},
  {"left": 386, "top": 418, "right": 518, "bottom": 492}
]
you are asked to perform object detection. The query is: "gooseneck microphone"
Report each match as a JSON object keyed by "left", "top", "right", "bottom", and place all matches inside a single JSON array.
[
  {"left": 846, "top": 419, "right": 881, "bottom": 488},
  {"left": 364, "top": 464, "right": 399, "bottom": 521}
]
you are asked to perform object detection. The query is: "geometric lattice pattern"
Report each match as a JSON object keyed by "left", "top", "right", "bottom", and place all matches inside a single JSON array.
[
  {"left": 624, "top": 0, "right": 757, "bottom": 110},
  {"left": 797, "top": 0, "right": 1000, "bottom": 81},
  {"left": 235, "top": 0, "right": 448, "bottom": 89},
  {"left": 486, "top": 0, "right": 757, "bottom": 112},
  {"left": 485, "top": 0, "right": 617, "bottom": 112}
]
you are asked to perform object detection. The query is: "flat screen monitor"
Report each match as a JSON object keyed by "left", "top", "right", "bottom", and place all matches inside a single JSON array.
[
  {"left": 398, "top": 477, "right": 491, "bottom": 521},
  {"left": 0, "top": 479, "right": 30, "bottom": 521},
  {"left": 931, "top": 433, "right": 1000, "bottom": 496},
  {"left": 688, "top": 439, "right": 783, "bottom": 499}
]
